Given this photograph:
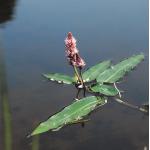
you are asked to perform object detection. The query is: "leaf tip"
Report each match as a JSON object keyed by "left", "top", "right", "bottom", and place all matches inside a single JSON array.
[
  {"left": 27, "top": 134, "right": 32, "bottom": 138},
  {"left": 42, "top": 73, "right": 48, "bottom": 78}
]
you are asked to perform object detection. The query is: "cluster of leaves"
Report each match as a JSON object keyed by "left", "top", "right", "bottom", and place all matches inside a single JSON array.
[{"left": 31, "top": 54, "right": 144, "bottom": 136}]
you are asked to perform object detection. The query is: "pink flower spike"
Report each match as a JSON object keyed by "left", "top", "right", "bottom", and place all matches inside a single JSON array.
[
  {"left": 67, "top": 32, "right": 73, "bottom": 39},
  {"left": 64, "top": 32, "right": 86, "bottom": 68},
  {"left": 65, "top": 32, "right": 77, "bottom": 50}
]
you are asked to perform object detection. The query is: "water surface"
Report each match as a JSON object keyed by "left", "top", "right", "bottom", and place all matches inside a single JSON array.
[{"left": 0, "top": 0, "right": 148, "bottom": 150}]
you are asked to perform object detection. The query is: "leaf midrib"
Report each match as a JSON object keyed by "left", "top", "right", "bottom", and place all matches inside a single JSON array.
[
  {"left": 105, "top": 58, "right": 138, "bottom": 82},
  {"left": 84, "top": 62, "right": 108, "bottom": 80},
  {"left": 98, "top": 58, "right": 139, "bottom": 82},
  {"left": 52, "top": 98, "right": 98, "bottom": 126}
]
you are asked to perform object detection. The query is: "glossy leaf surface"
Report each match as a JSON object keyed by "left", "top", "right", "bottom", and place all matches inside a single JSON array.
[
  {"left": 31, "top": 96, "right": 107, "bottom": 136},
  {"left": 43, "top": 73, "right": 75, "bottom": 84},
  {"left": 82, "top": 60, "right": 111, "bottom": 82},
  {"left": 90, "top": 84, "right": 118, "bottom": 96},
  {"left": 97, "top": 54, "right": 144, "bottom": 83}
]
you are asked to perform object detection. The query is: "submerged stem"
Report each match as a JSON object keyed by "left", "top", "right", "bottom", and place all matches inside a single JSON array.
[
  {"left": 114, "top": 97, "right": 148, "bottom": 113},
  {"left": 76, "top": 88, "right": 81, "bottom": 99}
]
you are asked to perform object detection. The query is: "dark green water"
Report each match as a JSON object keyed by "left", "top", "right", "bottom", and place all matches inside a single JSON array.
[{"left": 0, "top": 0, "right": 148, "bottom": 150}]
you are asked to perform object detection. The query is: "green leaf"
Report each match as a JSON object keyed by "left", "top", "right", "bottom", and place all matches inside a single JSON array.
[
  {"left": 31, "top": 96, "right": 107, "bottom": 136},
  {"left": 43, "top": 73, "right": 75, "bottom": 84},
  {"left": 97, "top": 54, "right": 144, "bottom": 83},
  {"left": 82, "top": 60, "right": 111, "bottom": 82},
  {"left": 90, "top": 84, "right": 118, "bottom": 96}
]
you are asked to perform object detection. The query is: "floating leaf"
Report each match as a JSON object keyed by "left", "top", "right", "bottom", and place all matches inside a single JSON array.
[
  {"left": 43, "top": 73, "right": 75, "bottom": 84},
  {"left": 31, "top": 96, "right": 107, "bottom": 136},
  {"left": 97, "top": 54, "right": 144, "bottom": 83},
  {"left": 82, "top": 60, "right": 111, "bottom": 82},
  {"left": 90, "top": 84, "right": 118, "bottom": 96}
]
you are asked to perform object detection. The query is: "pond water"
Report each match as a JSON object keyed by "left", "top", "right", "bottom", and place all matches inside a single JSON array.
[{"left": 0, "top": 0, "right": 149, "bottom": 150}]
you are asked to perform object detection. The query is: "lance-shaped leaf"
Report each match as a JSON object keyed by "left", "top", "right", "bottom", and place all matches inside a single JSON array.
[
  {"left": 97, "top": 54, "right": 144, "bottom": 83},
  {"left": 43, "top": 73, "right": 75, "bottom": 84},
  {"left": 90, "top": 84, "right": 118, "bottom": 96},
  {"left": 82, "top": 60, "right": 111, "bottom": 82},
  {"left": 31, "top": 96, "right": 107, "bottom": 136}
]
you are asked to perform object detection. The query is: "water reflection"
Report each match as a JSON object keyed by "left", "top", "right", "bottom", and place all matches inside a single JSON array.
[
  {"left": 0, "top": 0, "right": 17, "bottom": 149},
  {"left": 0, "top": 1, "right": 41, "bottom": 149},
  {"left": 0, "top": 40, "right": 12, "bottom": 150},
  {"left": 31, "top": 135, "right": 39, "bottom": 150},
  {"left": 0, "top": 0, "right": 17, "bottom": 25}
]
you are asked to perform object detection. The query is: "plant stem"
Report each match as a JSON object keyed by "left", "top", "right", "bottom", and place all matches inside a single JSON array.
[
  {"left": 73, "top": 65, "right": 83, "bottom": 85},
  {"left": 79, "top": 68, "right": 86, "bottom": 97},
  {"left": 113, "top": 82, "right": 122, "bottom": 98},
  {"left": 114, "top": 97, "right": 148, "bottom": 113},
  {"left": 76, "top": 89, "right": 81, "bottom": 99}
]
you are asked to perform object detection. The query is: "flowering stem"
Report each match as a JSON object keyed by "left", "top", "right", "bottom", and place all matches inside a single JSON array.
[
  {"left": 79, "top": 68, "right": 84, "bottom": 84},
  {"left": 79, "top": 68, "right": 86, "bottom": 97},
  {"left": 73, "top": 65, "right": 83, "bottom": 85}
]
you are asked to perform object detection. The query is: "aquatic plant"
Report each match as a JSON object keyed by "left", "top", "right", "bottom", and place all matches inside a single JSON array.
[{"left": 30, "top": 32, "right": 148, "bottom": 136}]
